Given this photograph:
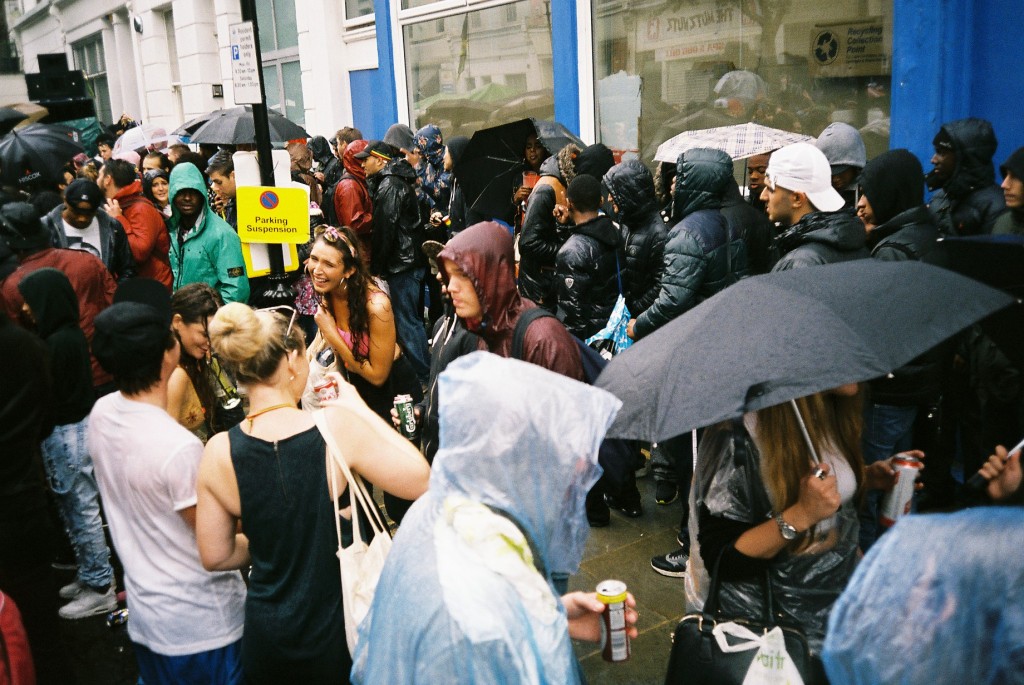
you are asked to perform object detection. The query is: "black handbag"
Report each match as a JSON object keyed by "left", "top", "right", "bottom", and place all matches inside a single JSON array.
[{"left": 664, "top": 550, "right": 823, "bottom": 685}]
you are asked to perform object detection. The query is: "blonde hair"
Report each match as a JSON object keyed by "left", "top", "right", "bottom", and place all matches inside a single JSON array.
[
  {"left": 755, "top": 391, "right": 865, "bottom": 520},
  {"left": 208, "top": 302, "right": 305, "bottom": 384}
]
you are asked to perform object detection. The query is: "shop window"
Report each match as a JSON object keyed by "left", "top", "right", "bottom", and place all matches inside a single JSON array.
[
  {"left": 592, "top": 0, "right": 893, "bottom": 165},
  {"left": 345, "top": 0, "right": 375, "bottom": 29},
  {"left": 72, "top": 36, "right": 112, "bottom": 125},
  {"left": 257, "top": 0, "right": 303, "bottom": 126},
  {"left": 401, "top": 0, "right": 554, "bottom": 139}
]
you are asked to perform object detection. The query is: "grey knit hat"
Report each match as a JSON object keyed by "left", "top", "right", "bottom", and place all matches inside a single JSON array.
[{"left": 383, "top": 123, "right": 415, "bottom": 152}]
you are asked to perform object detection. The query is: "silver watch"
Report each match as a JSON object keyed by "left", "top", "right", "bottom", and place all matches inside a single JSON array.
[{"left": 774, "top": 512, "right": 799, "bottom": 540}]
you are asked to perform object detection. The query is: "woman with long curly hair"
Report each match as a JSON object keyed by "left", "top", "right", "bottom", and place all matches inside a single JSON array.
[{"left": 167, "top": 283, "right": 223, "bottom": 441}]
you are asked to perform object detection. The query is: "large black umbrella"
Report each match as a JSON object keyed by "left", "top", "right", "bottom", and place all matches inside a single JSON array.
[
  {"left": 0, "top": 107, "right": 29, "bottom": 136},
  {"left": 454, "top": 118, "right": 585, "bottom": 224},
  {"left": 596, "top": 260, "right": 1015, "bottom": 442},
  {"left": 924, "top": 234, "right": 1024, "bottom": 369},
  {"left": 182, "top": 106, "right": 309, "bottom": 145},
  {"left": 0, "top": 123, "right": 84, "bottom": 187}
]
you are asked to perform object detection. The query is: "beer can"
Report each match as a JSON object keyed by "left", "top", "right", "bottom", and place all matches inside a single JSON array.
[
  {"left": 596, "top": 579, "right": 630, "bottom": 662},
  {"left": 394, "top": 394, "right": 417, "bottom": 440},
  {"left": 314, "top": 379, "right": 338, "bottom": 403},
  {"left": 879, "top": 453, "right": 923, "bottom": 527},
  {"left": 106, "top": 608, "right": 129, "bottom": 628}
]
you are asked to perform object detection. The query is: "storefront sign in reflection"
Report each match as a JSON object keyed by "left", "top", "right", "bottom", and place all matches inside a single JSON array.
[{"left": 810, "top": 19, "right": 890, "bottom": 77}]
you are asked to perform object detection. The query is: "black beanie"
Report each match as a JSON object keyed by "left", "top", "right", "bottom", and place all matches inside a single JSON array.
[
  {"left": 1000, "top": 147, "right": 1024, "bottom": 180},
  {"left": 574, "top": 143, "right": 615, "bottom": 179},
  {"left": 859, "top": 149, "right": 925, "bottom": 226},
  {"left": 0, "top": 201, "right": 49, "bottom": 251},
  {"left": 92, "top": 302, "right": 171, "bottom": 376}
]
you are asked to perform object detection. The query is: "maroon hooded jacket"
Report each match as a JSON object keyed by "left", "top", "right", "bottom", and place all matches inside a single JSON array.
[
  {"left": 438, "top": 221, "right": 582, "bottom": 380},
  {"left": 335, "top": 140, "right": 374, "bottom": 261}
]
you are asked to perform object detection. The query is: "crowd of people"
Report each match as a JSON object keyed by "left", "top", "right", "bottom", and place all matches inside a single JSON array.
[{"left": 0, "top": 106, "right": 1021, "bottom": 685}]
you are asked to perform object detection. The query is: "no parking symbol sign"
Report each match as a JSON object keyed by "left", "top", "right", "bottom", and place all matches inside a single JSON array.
[{"left": 237, "top": 186, "right": 309, "bottom": 244}]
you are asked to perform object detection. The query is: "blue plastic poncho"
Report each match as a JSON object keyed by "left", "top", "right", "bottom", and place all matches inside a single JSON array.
[
  {"left": 823, "top": 507, "right": 1024, "bottom": 685},
  {"left": 351, "top": 351, "right": 621, "bottom": 684}
]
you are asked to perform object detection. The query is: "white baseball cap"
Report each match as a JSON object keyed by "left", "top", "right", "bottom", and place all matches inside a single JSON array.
[{"left": 765, "top": 142, "right": 845, "bottom": 212}]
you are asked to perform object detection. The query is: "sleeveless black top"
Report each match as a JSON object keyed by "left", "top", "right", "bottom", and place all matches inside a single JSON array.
[{"left": 229, "top": 424, "right": 350, "bottom": 684}]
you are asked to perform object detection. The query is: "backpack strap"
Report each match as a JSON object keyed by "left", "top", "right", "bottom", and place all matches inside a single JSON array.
[{"left": 511, "top": 307, "right": 556, "bottom": 361}]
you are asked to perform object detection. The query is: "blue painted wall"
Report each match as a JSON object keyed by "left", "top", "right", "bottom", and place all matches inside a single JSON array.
[
  {"left": 891, "top": 0, "right": 1022, "bottom": 174},
  {"left": 349, "top": 1, "right": 399, "bottom": 141},
  {"left": 550, "top": 0, "right": 580, "bottom": 137}
]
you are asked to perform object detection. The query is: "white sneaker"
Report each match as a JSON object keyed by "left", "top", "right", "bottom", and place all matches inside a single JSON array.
[
  {"left": 59, "top": 579, "right": 88, "bottom": 600},
  {"left": 59, "top": 586, "right": 117, "bottom": 620}
]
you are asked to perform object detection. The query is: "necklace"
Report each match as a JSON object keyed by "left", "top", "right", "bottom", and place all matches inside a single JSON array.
[{"left": 245, "top": 402, "right": 294, "bottom": 431}]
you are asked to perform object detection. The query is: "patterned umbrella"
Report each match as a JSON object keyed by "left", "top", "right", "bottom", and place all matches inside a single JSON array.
[{"left": 654, "top": 122, "right": 812, "bottom": 163}]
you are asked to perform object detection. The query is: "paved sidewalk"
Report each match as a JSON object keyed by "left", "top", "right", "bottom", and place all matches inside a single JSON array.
[{"left": 574, "top": 474, "right": 688, "bottom": 684}]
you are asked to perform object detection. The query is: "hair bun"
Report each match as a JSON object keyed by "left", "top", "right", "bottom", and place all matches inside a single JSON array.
[{"left": 209, "top": 302, "right": 266, "bottom": 365}]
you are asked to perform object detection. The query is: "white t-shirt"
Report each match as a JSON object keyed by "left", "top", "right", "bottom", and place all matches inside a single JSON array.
[
  {"left": 88, "top": 392, "right": 245, "bottom": 656},
  {"left": 62, "top": 216, "right": 103, "bottom": 260}
]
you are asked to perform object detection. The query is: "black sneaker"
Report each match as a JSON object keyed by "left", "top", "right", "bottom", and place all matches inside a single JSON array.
[
  {"left": 651, "top": 546, "right": 689, "bottom": 577},
  {"left": 587, "top": 496, "right": 610, "bottom": 528},
  {"left": 604, "top": 493, "right": 643, "bottom": 518},
  {"left": 655, "top": 480, "right": 679, "bottom": 505}
]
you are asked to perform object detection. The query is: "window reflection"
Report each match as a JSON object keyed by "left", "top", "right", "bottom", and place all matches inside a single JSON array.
[
  {"left": 403, "top": 1, "right": 555, "bottom": 139},
  {"left": 593, "top": 0, "right": 893, "bottom": 164}
]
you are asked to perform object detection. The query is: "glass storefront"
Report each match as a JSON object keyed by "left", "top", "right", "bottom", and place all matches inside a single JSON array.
[
  {"left": 592, "top": 0, "right": 893, "bottom": 164},
  {"left": 402, "top": 0, "right": 555, "bottom": 139}
]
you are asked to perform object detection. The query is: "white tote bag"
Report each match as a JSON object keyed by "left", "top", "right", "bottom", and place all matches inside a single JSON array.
[
  {"left": 313, "top": 409, "right": 392, "bottom": 653},
  {"left": 713, "top": 621, "right": 806, "bottom": 685}
]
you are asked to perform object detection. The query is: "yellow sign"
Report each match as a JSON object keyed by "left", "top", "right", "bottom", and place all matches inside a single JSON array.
[{"left": 237, "top": 186, "right": 309, "bottom": 244}]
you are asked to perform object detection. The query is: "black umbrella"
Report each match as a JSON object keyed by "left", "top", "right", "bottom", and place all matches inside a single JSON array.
[
  {"left": 595, "top": 260, "right": 1015, "bottom": 442},
  {"left": 0, "top": 107, "right": 29, "bottom": 136},
  {"left": 924, "top": 234, "right": 1024, "bottom": 369},
  {"left": 184, "top": 106, "right": 309, "bottom": 145},
  {"left": 0, "top": 123, "right": 85, "bottom": 187},
  {"left": 454, "top": 118, "right": 585, "bottom": 224}
]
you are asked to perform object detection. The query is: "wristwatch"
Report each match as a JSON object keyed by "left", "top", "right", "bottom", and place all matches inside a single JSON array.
[{"left": 774, "top": 512, "right": 799, "bottom": 540}]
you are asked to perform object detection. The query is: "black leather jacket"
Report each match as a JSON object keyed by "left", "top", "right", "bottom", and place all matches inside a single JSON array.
[
  {"left": 369, "top": 159, "right": 425, "bottom": 276},
  {"left": 603, "top": 159, "right": 668, "bottom": 317},
  {"left": 927, "top": 118, "right": 1006, "bottom": 236},
  {"left": 518, "top": 156, "right": 569, "bottom": 307},
  {"left": 634, "top": 149, "right": 748, "bottom": 339},
  {"left": 42, "top": 204, "right": 136, "bottom": 282},
  {"left": 555, "top": 214, "right": 622, "bottom": 340}
]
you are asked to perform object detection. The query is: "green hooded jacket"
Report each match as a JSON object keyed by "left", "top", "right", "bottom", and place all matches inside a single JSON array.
[{"left": 167, "top": 163, "right": 250, "bottom": 304}]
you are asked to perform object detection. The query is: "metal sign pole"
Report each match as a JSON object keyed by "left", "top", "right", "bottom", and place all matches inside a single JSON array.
[{"left": 240, "top": 0, "right": 293, "bottom": 306}]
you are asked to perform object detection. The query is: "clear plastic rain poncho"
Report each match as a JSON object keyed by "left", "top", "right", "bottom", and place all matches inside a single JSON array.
[
  {"left": 684, "top": 419, "right": 859, "bottom": 654},
  {"left": 351, "top": 351, "right": 621, "bottom": 684},
  {"left": 823, "top": 506, "right": 1024, "bottom": 685}
]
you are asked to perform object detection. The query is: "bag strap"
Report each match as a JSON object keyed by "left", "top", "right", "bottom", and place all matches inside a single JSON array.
[
  {"left": 313, "top": 409, "right": 389, "bottom": 541},
  {"left": 614, "top": 249, "right": 623, "bottom": 297},
  {"left": 511, "top": 306, "right": 556, "bottom": 361}
]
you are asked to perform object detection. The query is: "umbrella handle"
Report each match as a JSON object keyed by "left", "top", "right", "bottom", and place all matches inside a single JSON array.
[{"left": 789, "top": 399, "right": 821, "bottom": 468}]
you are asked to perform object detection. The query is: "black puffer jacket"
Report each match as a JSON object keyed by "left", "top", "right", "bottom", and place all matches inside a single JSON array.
[
  {"left": 927, "top": 118, "right": 1006, "bottom": 236},
  {"left": 555, "top": 214, "right": 621, "bottom": 339},
  {"left": 721, "top": 181, "right": 776, "bottom": 274},
  {"left": 369, "top": 158, "right": 424, "bottom": 276},
  {"left": 773, "top": 211, "right": 868, "bottom": 271},
  {"left": 633, "top": 148, "right": 747, "bottom": 339},
  {"left": 867, "top": 205, "right": 943, "bottom": 405},
  {"left": 603, "top": 159, "right": 667, "bottom": 317},
  {"left": 518, "top": 155, "right": 570, "bottom": 308}
]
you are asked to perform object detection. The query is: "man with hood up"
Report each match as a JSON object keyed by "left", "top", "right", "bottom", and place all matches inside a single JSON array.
[
  {"left": 815, "top": 122, "right": 868, "bottom": 210},
  {"left": 763, "top": 142, "right": 868, "bottom": 271},
  {"left": 167, "top": 162, "right": 249, "bottom": 305},
  {"left": 331, "top": 139, "right": 374, "bottom": 261},
  {"left": 438, "top": 221, "right": 582, "bottom": 379},
  {"left": 994, "top": 147, "right": 1024, "bottom": 236},
  {"left": 352, "top": 352, "right": 632, "bottom": 684},
  {"left": 927, "top": 117, "right": 1005, "bottom": 236},
  {"left": 626, "top": 148, "right": 748, "bottom": 577},
  {"left": 602, "top": 159, "right": 668, "bottom": 319},
  {"left": 17, "top": 268, "right": 117, "bottom": 619},
  {"left": 855, "top": 149, "right": 942, "bottom": 549},
  {"left": 356, "top": 140, "right": 430, "bottom": 385}
]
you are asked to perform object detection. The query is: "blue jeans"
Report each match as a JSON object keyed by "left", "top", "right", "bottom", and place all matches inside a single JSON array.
[
  {"left": 41, "top": 418, "right": 114, "bottom": 590},
  {"left": 386, "top": 268, "right": 430, "bottom": 385},
  {"left": 859, "top": 403, "right": 917, "bottom": 551}
]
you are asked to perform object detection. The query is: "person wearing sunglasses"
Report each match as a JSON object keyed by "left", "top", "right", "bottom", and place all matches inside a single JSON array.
[{"left": 196, "top": 302, "right": 429, "bottom": 684}]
